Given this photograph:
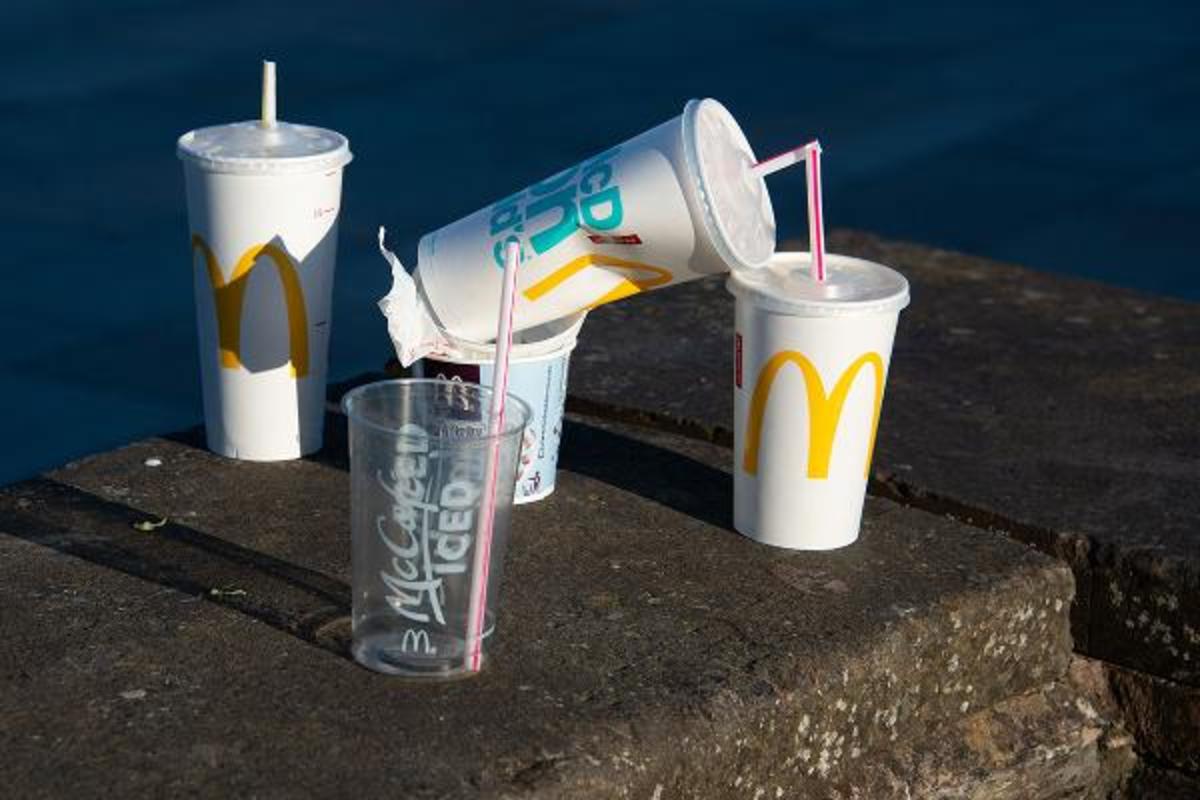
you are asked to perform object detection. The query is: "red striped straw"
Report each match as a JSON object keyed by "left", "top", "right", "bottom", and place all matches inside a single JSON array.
[
  {"left": 465, "top": 241, "right": 521, "bottom": 672},
  {"left": 749, "top": 139, "right": 826, "bottom": 281},
  {"left": 805, "top": 141, "right": 826, "bottom": 282},
  {"left": 749, "top": 142, "right": 809, "bottom": 179}
]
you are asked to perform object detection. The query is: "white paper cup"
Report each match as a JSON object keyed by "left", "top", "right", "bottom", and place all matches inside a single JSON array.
[
  {"left": 416, "top": 314, "right": 584, "bottom": 503},
  {"left": 729, "top": 253, "right": 910, "bottom": 550},
  {"left": 178, "top": 121, "right": 351, "bottom": 460},
  {"left": 416, "top": 98, "right": 777, "bottom": 343}
]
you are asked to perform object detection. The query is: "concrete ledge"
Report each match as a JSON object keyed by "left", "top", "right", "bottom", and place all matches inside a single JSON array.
[
  {"left": 874, "top": 679, "right": 1133, "bottom": 799},
  {"left": 1128, "top": 763, "right": 1200, "bottom": 799},
  {"left": 566, "top": 229, "right": 1200, "bottom": 772},
  {"left": 1106, "top": 662, "right": 1200, "bottom": 775},
  {"left": 1, "top": 410, "right": 1074, "bottom": 798},
  {"left": 6, "top": 227, "right": 1187, "bottom": 793}
]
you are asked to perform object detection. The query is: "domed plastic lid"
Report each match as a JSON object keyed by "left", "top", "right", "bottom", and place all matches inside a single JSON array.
[
  {"left": 683, "top": 98, "right": 776, "bottom": 271},
  {"left": 728, "top": 251, "right": 910, "bottom": 317},
  {"left": 177, "top": 121, "right": 352, "bottom": 175}
]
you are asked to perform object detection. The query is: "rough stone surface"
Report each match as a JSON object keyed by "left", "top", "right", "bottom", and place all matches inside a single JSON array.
[
  {"left": 0, "top": 410, "right": 1074, "bottom": 798},
  {"left": 1126, "top": 765, "right": 1200, "bottom": 799},
  {"left": 876, "top": 681, "right": 1133, "bottom": 800},
  {"left": 568, "top": 229, "right": 1200, "bottom": 694},
  {"left": 1106, "top": 663, "right": 1200, "bottom": 775}
]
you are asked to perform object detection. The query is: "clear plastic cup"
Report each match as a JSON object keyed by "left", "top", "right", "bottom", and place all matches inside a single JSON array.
[
  {"left": 342, "top": 379, "right": 530, "bottom": 678},
  {"left": 729, "top": 253, "right": 910, "bottom": 550}
]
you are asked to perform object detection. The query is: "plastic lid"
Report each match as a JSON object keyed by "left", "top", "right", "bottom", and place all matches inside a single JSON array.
[
  {"left": 683, "top": 99, "right": 776, "bottom": 270},
  {"left": 727, "top": 251, "right": 910, "bottom": 317},
  {"left": 177, "top": 121, "right": 352, "bottom": 175}
]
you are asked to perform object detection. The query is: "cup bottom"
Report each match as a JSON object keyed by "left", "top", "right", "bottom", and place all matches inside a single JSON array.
[
  {"left": 732, "top": 521, "right": 859, "bottom": 551},
  {"left": 352, "top": 631, "right": 489, "bottom": 679},
  {"left": 206, "top": 438, "right": 321, "bottom": 463}
]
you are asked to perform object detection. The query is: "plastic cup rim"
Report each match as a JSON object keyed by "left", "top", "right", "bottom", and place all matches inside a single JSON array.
[
  {"left": 727, "top": 252, "right": 910, "bottom": 318},
  {"left": 176, "top": 122, "right": 353, "bottom": 176},
  {"left": 682, "top": 98, "right": 774, "bottom": 272},
  {"left": 341, "top": 378, "right": 531, "bottom": 444}
]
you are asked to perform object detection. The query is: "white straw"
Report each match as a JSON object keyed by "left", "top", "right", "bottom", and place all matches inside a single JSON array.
[
  {"left": 260, "top": 60, "right": 277, "bottom": 129},
  {"left": 465, "top": 241, "right": 521, "bottom": 672}
]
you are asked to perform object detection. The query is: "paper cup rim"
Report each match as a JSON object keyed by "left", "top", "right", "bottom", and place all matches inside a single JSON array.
[
  {"left": 430, "top": 312, "right": 586, "bottom": 362},
  {"left": 424, "top": 341, "right": 577, "bottom": 367}
]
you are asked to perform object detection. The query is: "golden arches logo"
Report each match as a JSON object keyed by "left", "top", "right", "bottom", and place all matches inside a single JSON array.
[
  {"left": 191, "top": 234, "right": 310, "bottom": 378},
  {"left": 743, "top": 351, "right": 884, "bottom": 479},
  {"left": 400, "top": 628, "right": 435, "bottom": 655},
  {"left": 523, "top": 253, "right": 673, "bottom": 311}
]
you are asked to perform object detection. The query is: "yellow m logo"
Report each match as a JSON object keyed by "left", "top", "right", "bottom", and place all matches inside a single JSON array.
[
  {"left": 523, "top": 253, "right": 673, "bottom": 311},
  {"left": 743, "top": 351, "right": 884, "bottom": 479},
  {"left": 191, "top": 234, "right": 310, "bottom": 378}
]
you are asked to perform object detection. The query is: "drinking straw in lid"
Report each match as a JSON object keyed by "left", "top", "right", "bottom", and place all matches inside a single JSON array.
[
  {"left": 465, "top": 241, "right": 521, "bottom": 672},
  {"left": 750, "top": 140, "right": 826, "bottom": 281},
  {"left": 749, "top": 142, "right": 810, "bottom": 179},
  {"left": 804, "top": 141, "right": 826, "bottom": 282},
  {"left": 260, "top": 60, "right": 277, "bottom": 129}
]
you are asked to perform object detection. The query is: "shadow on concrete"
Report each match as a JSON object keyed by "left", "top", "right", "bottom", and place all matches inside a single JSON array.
[
  {"left": 0, "top": 477, "right": 353, "bottom": 660},
  {"left": 557, "top": 417, "right": 734, "bottom": 531},
  {"left": 163, "top": 373, "right": 734, "bottom": 537}
]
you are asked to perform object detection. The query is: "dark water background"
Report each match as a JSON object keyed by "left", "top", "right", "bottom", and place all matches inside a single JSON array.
[{"left": 1, "top": 1, "right": 1197, "bottom": 484}]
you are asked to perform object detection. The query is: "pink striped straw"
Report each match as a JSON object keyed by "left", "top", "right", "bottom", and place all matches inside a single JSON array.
[
  {"left": 749, "top": 142, "right": 809, "bottom": 179},
  {"left": 804, "top": 141, "right": 826, "bottom": 282},
  {"left": 749, "top": 139, "right": 826, "bottom": 281},
  {"left": 465, "top": 240, "right": 521, "bottom": 672}
]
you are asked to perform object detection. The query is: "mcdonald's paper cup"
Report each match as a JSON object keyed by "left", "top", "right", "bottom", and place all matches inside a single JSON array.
[
  {"left": 178, "top": 121, "right": 352, "bottom": 460},
  {"left": 414, "top": 98, "right": 776, "bottom": 343},
  {"left": 416, "top": 314, "right": 584, "bottom": 503},
  {"left": 729, "top": 253, "right": 909, "bottom": 550}
]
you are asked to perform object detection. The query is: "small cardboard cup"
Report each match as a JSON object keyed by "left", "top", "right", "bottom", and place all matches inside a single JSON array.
[{"left": 417, "top": 314, "right": 585, "bottom": 503}]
